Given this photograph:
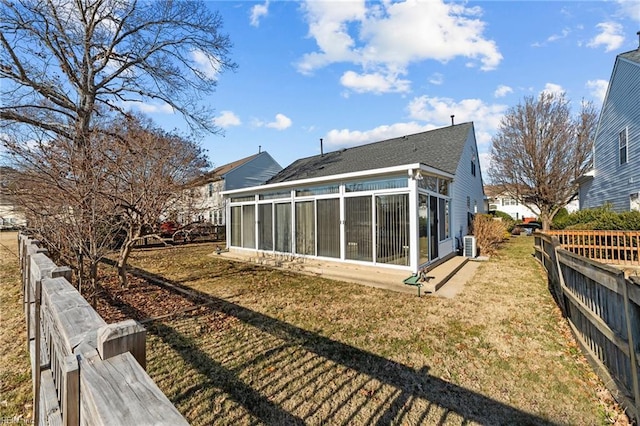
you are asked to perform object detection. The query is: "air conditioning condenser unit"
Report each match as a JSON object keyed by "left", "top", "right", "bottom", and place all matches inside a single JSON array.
[{"left": 463, "top": 236, "right": 477, "bottom": 258}]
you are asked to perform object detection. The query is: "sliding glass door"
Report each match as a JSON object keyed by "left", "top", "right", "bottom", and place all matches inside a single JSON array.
[
  {"left": 258, "top": 204, "right": 273, "bottom": 250},
  {"left": 295, "top": 201, "right": 315, "bottom": 255},
  {"left": 274, "top": 203, "right": 291, "bottom": 253}
]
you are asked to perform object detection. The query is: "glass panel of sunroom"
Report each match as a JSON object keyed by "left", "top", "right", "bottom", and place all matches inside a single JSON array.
[
  {"left": 345, "top": 196, "right": 372, "bottom": 261},
  {"left": 231, "top": 206, "right": 241, "bottom": 247},
  {"left": 376, "top": 194, "right": 410, "bottom": 265},
  {"left": 317, "top": 198, "right": 340, "bottom": 258},
  {"left": 295, "top": 201, "right": 315, "bottom": 255},
  {"left": 274, "top": 203, "right": 292, "bottom": 253},
  {"left": 418, "top": 194, "right": 429, "bottom": 265},
  {"left": 242, "top": 205, "right": 256, "bottom": 248},
  {"left": 258, "top": 204, "right": 273, "bottom": 250}
]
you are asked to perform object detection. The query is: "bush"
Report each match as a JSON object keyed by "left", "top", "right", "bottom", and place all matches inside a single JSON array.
[
  {"left": 491, "top": 210, "right": 517, "bottom": 232},
  {"left": 554, "top": 204, "right": 640, "bottom": 230},
  {"left": 471, "top": 214, "right": 508, "bottom": 256}
]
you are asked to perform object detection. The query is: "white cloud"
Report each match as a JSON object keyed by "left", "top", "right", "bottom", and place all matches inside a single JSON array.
[
  {"left": 541, "top": 83, "right": 565, "bottom": 97},
  {"left": 407, "top": 95, "right": 506, "bottom": 148},
  {"left": 324, "top": 122, "right": 435, "bottom": 148},
  {"left": 266, "top": 113, "right": 292, "bottom": 130},
  {"left": 298, "top": 0, "right": 502, "bottom": 93},
  {"left": 616, "top": 0, "right": 640, "bottom": 23},
  {"left": 340, "top": 70, "right": 410, "bottom": 94},
  {"left": 494, "top": 85, "right": 513, "bottom": 98},
  {"left": 123, "top": 101, "right": 174, "bottom": 114},
  {"left": 250, "top": 1, "right": 269, "bottom": 27},
  {"left": 213, "top": 111, "right": 241, "bottom": 128},
  {"left": 547, "top": 28, "right": 570, "bottom": 42},
  {"left": 586, "top": 79, "right": 609, "bottom": 104},
  {"left": 191, "top": 49, "right": 220, "bottom": 79},
  {"left": 428, "top": 73, "right": 444, "bottom": 86},
  {"left": 587, "top": 22, "right": 625, "bottom": 52}
]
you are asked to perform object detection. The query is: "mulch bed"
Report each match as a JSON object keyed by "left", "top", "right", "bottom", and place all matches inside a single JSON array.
[{"left": 90, "top": 273, "right": 203, "bottom": 324}]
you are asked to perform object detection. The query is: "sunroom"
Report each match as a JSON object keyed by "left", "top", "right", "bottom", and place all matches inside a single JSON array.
[{"left": 224, "top": 165, "right": 454, "bottom": 273}]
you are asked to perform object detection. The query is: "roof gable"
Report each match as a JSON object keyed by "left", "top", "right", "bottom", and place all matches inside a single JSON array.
[{"left": 269, "top": 123, "right": 473, "bottom": 184}]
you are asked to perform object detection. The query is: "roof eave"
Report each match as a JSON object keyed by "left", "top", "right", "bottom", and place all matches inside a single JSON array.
[{"left": 222, "top": 163, "right": 454, "bottom": 196}]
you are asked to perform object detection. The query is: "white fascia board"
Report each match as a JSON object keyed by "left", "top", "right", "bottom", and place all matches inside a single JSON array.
[{"left": 222, "top": 163, "right": 449, "bottom": 196}]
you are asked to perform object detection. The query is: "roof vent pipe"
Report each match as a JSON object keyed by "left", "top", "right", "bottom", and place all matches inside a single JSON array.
[
  {"left": 451, "top": 115, "right": 455, "bottom": 126},
  {"left": 258, "top": 145, "right": 261, "bottom": 153},
  {"left": 637, "top": 31, "right": 640, "bottom": 49},
  {"left": 320, "top": 138, "right": 324, "bottom": 157}
]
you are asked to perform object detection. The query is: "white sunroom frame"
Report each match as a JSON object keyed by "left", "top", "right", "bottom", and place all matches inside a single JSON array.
[{"left": 222, "top": 163, "right": 456, "bottom": 273}]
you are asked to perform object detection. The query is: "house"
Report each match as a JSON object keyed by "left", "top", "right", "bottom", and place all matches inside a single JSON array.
[
  {"left": 485, "top": 185, "right": 540, "bottom": 221},
  {"left": 222, "top": 122, "right": 485, "bottom": 273},
  {"left": 0, "top": 167, "right": 27, "bottom": 229},
  {"left": 176, "top": 151, "right": 282, "bottom": 225},
  {"left": 578, "top": 38, "right": 640, "bottom": 212}
]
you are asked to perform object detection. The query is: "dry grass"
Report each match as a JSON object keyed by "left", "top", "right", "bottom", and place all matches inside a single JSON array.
[
  {"left": 0, "top": 232, "right": 32, "bottom": 423},
  {"left": 0, "top": 233, "right": 627, "bottom": 425},
  {"left": 120, "top": 237, "right": 624, "bottom": 425}
]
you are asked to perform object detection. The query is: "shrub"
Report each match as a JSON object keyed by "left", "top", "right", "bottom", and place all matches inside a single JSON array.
[
  {"left": 471, "top": 214, "right": 508, "bottom": 256},
  {"left": 555, "top": 204, "right": 640, "bottom": 230},
  {"left": 491, "top": 210, "right": 517, "bottom": 232}
]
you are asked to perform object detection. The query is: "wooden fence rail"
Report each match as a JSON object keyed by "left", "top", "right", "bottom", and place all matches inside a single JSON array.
[
  {"left": 19, "top": 234, "right": 188, "bottom": 426},
  {"left": 545, "top": 230, "right": 640, "bottom": 266},
  {"left": 534, "top": 233, "right": 640, "bottom": 421}
]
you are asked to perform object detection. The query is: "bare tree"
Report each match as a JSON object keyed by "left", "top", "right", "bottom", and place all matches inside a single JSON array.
[
  {"left": 4, "top": 130, "right": 122, "bottom": 302},
  {"left": 489, "top": 93, "right": 597, "bottom": 230},
  {"left": 100, "top": 115, "right": 208, "bottom": 287},
  {"left": 1, "top": 0, "right": 236, "bottom": 144}
]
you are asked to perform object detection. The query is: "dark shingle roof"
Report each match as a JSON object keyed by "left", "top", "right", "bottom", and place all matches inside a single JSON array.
[
  {"left": 619, "top": 48, "right": 640, "bottom": 64},
  {"left": 268, "top": 122, "right": 473, "bottom": 184}
]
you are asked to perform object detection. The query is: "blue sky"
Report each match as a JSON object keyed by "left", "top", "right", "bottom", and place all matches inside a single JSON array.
[{"left": 133, "top": 0, "right": 640, "bottom": 178}]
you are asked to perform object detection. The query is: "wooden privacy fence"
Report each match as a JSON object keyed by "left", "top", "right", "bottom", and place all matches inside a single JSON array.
[
  {"left": 534, "top": 233, "right": 640, "bottom": 421},
  {"left": 546, "top": 230, "right": 640, "bottom": 266},
  {"left": 19, "top": 234, "right": 188, "bottom": 426}
]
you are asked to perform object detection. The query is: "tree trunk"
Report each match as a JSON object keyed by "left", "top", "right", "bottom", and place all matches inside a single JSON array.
[
  {"left": 89, "top": 261, "right": 98, "bottom": 308},
  {"left": 118, "top": 224, "right": 142, "bottom": 288},
  {"left": 117, "top": 240, "right": 135, "bottom": 288}
]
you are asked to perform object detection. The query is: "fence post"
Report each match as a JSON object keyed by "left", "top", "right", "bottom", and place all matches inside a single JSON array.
[
  {"left": 34, "top": 274, "right": 42, "bottom": 426},
  {"left": 97, "top": 320, "right": 147, "bottom": 369},
  {"left": 621, "top": 275, "right": 640, "bottom": 419},
  {"left": 61, "top": 354, "right": 80, "bottom": 426}
]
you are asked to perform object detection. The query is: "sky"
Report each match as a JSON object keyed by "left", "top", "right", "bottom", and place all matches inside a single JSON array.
[{"left": 132, "top": 0, "right": 640, "bottom": 180}]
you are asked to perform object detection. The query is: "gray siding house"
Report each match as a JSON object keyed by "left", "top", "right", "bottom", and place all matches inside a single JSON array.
[
  {"left": 578, "top": 44, "right": 640, "bottom": 212},
  {"left": 179, "top": 151, "right": 282, "bottom": 225},
  {"left": 222, "top": 123, "right": 485, "bottom": 273}
]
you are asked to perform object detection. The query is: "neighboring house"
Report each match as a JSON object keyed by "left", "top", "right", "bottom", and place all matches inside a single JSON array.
[
  {"left": 177, "top": 151, "right": 282, "bottom": 225},
  {"left": 0, "top": 167, "right": 27, "bottom": 229},
  {"left": 578, "top": 41, "right": 640, "bottom": 212},
  {"left": 485, "top": 185, "right": 540, "bottom": 221},
  {"left": 222, "top": 122, "right": 485, "bottom": 274}
]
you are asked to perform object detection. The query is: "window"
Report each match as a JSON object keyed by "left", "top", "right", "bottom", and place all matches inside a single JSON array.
[
  {"left": 439, "top": 198, "right": 449, "bottom": 241},
  {"left": 502, "top": 198, "right": 518, "bottom": 206},
  {"left": 230, "top": 206, "right": 241, "bottom": 246},
  {"left": 208, "top": 183, "right": 214, "bottom": 197},
  {"left": 231, "top": 195, "right": 255, "bottom": 203},
  {"left": 345, "top": 177, "right": 407, "bottom": 192},
  {"left": 376, "top": 194, "right": 410, "bottom": 265},
  {"left": 295, "top": 201, "right": 315, "bottom": 255},
  {"left": 295, "top": 185, "right": 339, "bottom": 197},
  {"left": 317, "top": 199, "right": 340, "bottom": 258},
  {"left": 258, "top": 204, "right": 273, "bottom": 250},
  {"left": 274, "top": 203, "right": 291, "bottom": 253},
  {"left": 619, "top": 128, "right": 628, "bottom": 165},
  {"left": 345, "top": 197, "right": 372, "bottom": 261},
  {"left": 242, "top": 205, "right": 255, "bottom": 248},
  {"left": 259, "top": 191, "right": 291, "bottom": 200},
  {"left": 471, "top": 159, "right": 476, "bottom": 177}
]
